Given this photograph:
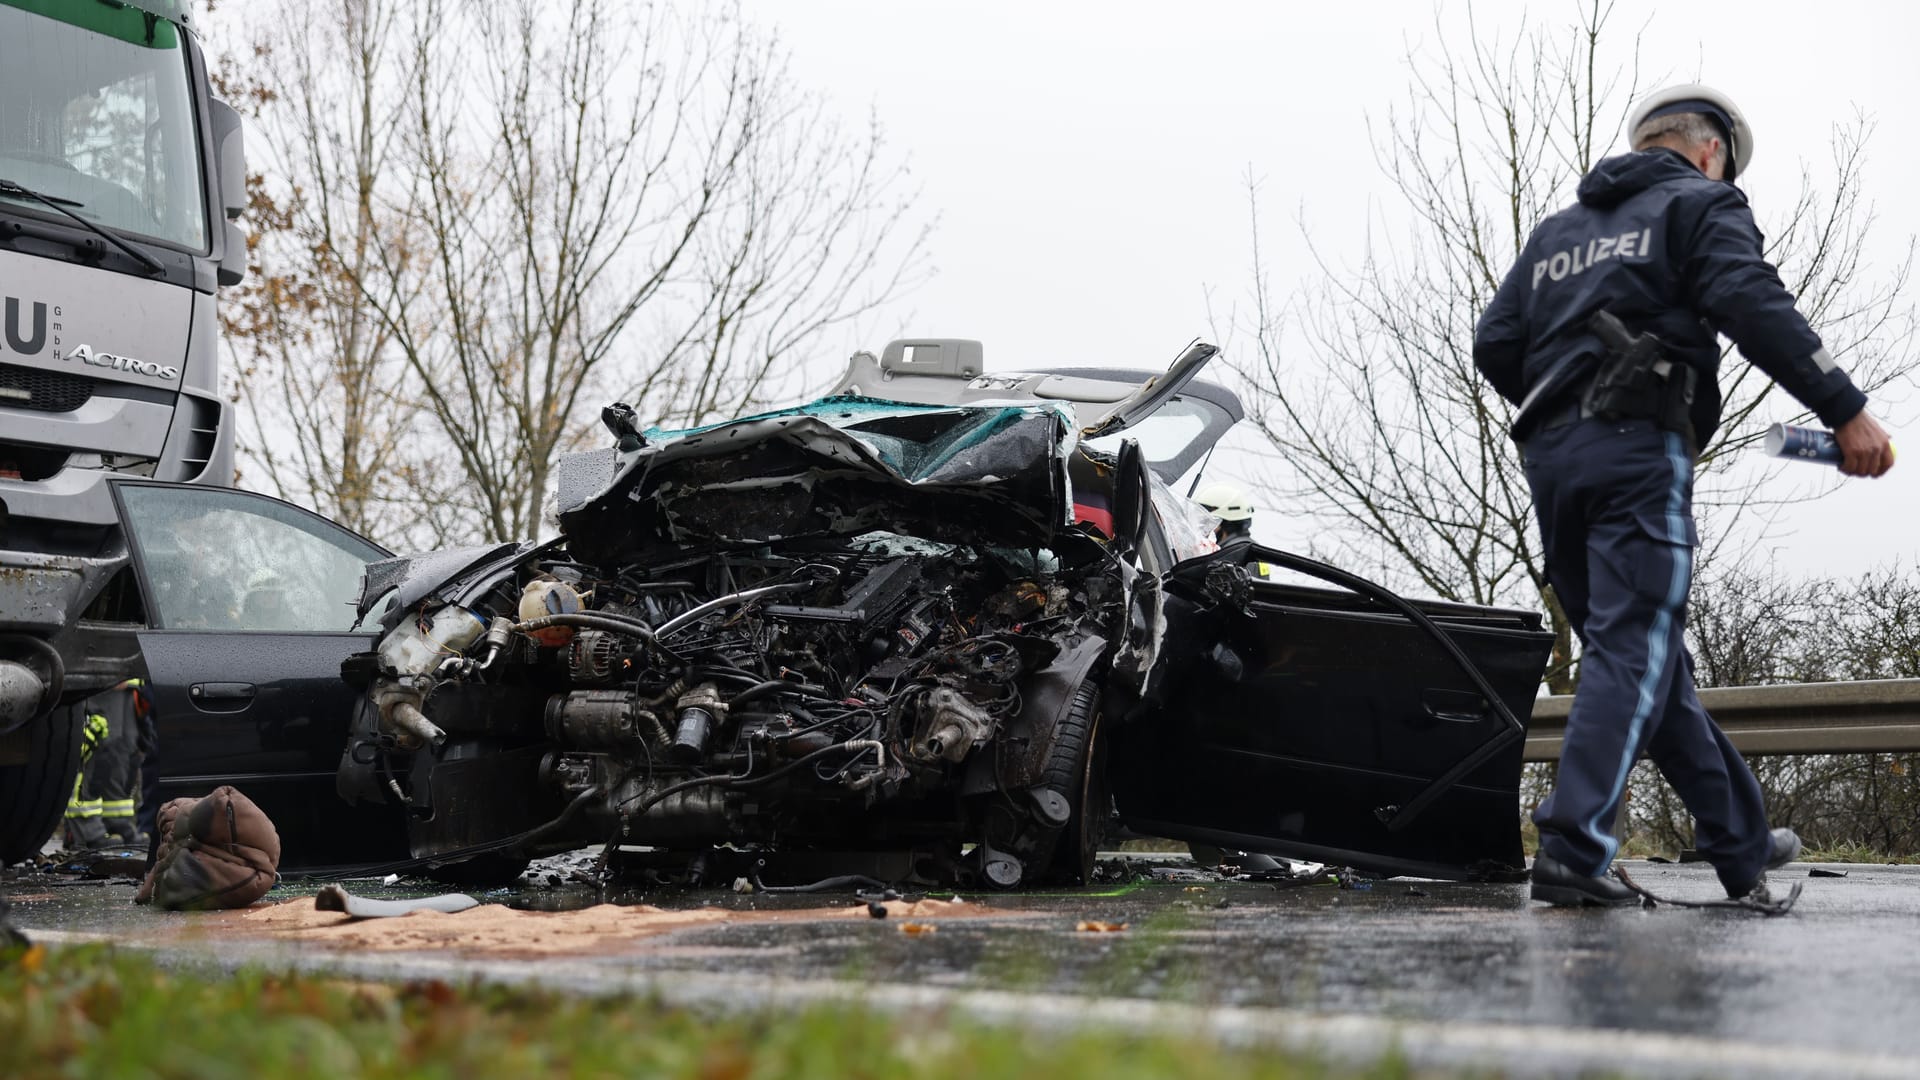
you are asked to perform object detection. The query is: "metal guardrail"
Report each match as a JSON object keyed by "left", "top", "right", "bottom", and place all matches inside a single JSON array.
[{"left": 1525, "top": 678, "right": 1920, "bottom": 761}]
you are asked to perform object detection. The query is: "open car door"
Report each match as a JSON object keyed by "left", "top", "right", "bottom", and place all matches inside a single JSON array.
[
  {"left": 111, "top": 481, "right": 407, "bottom": 867},
  {"left": 1106, "top": 544, "right": 1554, "bottom": 880}
]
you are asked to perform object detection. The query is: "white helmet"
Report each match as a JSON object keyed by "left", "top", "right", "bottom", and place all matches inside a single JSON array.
[
  {"left": 1625, "top": 83, "right": 1754, "bottom": 180},
  {"left": 1194, "top": 480, "right": 1254, "bottom": 522}
]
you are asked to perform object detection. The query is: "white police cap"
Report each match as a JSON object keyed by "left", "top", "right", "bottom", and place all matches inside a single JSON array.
[{"left": 1626, "top": 83, "right": 1754, "bottom": 180}]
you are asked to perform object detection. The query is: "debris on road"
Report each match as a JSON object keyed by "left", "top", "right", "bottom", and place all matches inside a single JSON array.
[
  {"left": 1613, "top": 865, "right": 1805, "bottom": 916},
  {"left": 898, "top": 921, "right": 937, "bottom": 936},
  {"left": 1075, "top": 920, "right": 1127, "bottom": 933},
  {"left": 852, "top": 897, "right": 995, "bottom": 920},
  {"left": 313, "top": 884, "right": 479, "bottom": 919},
  {"left": 1335, "top": 870, "right": 1374, "bottom": 891},
  {"left": 1809, "top": 868, "right": 1850, "bottom": 878},
  {"left": 1146, "top": 867, "right": 1216, "bottom": 884},
  {"left": 38, "top": 847, "right": 148, "bottom": 880},
  {"left": 135, "top": 786, "right": 279, "bottom": 911}
]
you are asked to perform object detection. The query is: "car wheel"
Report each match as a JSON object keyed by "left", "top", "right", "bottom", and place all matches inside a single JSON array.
[
  {"left": 1035, "top": 681, "right": 1106, "bottom": 886},
  {"left": 0, "top": 704, "right": 84, "bottom": 865}
]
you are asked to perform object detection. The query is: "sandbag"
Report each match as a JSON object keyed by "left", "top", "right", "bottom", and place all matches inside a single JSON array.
[{"left": 134, "top": 786, "right": 280, "bottom": 910}]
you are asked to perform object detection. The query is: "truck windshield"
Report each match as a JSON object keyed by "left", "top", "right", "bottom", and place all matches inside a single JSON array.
[{"left": 0, "top": 2, "right": 207, "bottom": 252}]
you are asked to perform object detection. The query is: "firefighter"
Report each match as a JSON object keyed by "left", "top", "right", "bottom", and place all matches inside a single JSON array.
[
  {"left": 63, "top": 679, "right": 148, "bottom": 849},
  {"left": 1196, "top": 480, "right": 1276, "bottom": 579},
  {"left": 1473, "top": 84, "right": 1895, "bottom": 907},
  {"left": 1195, "top": 480, "right": 1255, "bottom": 546},
  {"left": 1189, "top": 479, "right": 1284, "bottom": 874}
]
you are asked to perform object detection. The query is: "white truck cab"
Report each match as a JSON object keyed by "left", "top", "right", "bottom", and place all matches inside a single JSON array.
[{"left": 0, "top": 0, "right": 247, "bottom": 860}]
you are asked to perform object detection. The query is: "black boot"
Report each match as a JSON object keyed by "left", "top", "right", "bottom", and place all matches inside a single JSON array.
[
  {"left": 1530, "top": 851, "right": 1639, "bottom": 908},
  {"left": 1722, "top": 828, "right": 1803, "bottom": 900},
  {"left": 1765, "top": 827, "right": 1801, "bottom": 870}
]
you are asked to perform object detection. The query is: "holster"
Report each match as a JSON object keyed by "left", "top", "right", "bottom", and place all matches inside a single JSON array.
[{"left": 1582, "top": 310, "right": 1696, "bottom": 438}]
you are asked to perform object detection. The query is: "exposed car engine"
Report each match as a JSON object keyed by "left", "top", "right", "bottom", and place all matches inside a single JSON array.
[{"left": 348, "top": 535, "right": 1119, "bottom": 887}]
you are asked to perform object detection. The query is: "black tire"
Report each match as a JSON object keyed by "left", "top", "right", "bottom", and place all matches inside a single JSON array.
[
  {"left": 421, "top": 852, "right": 531, "bottom": 888},
  {"left": 1035, "top": 682, "right": 1107, "bottom": 886},
  {"left": 0, "top": 704, "right": 84, "bottom": 865}
]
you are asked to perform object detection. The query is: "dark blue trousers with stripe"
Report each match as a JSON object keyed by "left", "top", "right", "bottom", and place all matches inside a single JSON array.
[{"left": 1523, "top": 418, "right": 1772, "bottom": 894}]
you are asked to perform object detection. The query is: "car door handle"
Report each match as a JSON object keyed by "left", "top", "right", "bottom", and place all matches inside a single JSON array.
[
  {"left": 1421, "top": 689, "right": 1489, "bottom": 724},
  {"left": 189, "top": 682, "right": 256, "bottom": 702}
]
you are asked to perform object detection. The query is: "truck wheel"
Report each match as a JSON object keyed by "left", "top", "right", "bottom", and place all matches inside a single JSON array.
[
  {"left": 0, "top": 704, "right": 84, "bottom": 865},
  {"left": 1035, "top": 682, "right": 1107, "bottom": 886}
]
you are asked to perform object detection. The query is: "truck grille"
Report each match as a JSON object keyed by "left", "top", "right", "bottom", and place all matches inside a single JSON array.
[{"left": 0, "top": 363, "right": 92, "bottom": 414}]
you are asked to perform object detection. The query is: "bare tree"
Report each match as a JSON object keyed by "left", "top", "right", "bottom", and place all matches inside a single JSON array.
[
  {"left": 1214, "top": 1, "right": 1914, "bottom": 692},
  {"left": 211, "top": 0, "right": 431, "bottom": 544},
  {"left": 369, "top": 0, "right": 927, "bottom": 545},
  {"left": 215, "top": 0, "right": 929, "bottom": 548}
]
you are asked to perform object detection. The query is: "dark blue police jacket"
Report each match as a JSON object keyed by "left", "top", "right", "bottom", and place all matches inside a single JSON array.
[{"left": 1473, "top": 147, "right": 1866, "bottom": 445}]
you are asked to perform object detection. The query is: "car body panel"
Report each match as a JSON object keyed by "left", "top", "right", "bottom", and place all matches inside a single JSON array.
[
  {"left": 134, "top": 628, "right": 404, "bottom": 864},
  {"left": 1108, "top": 547, "right": 1552, "bottom": 880},
  {"left": 109, "top": 480, "right": 405, "bottom": 865},
  {"left": 827, "top": 348, "right": 1243, "bottom": 483}
]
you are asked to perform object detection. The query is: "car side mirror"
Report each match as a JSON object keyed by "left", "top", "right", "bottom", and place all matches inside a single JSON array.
[{"left": 1111, "top": 437, "right": 1149, "bottom": 556}]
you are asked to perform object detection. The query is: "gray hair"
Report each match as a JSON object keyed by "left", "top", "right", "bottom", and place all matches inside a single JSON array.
[{"left": 1632, "top": 112, "right": 1730, "bottom": 173}]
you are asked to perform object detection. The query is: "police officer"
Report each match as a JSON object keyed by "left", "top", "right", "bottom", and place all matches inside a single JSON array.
[{"left": 1473, "top": 84, "right": 1895, "bottom": 907}]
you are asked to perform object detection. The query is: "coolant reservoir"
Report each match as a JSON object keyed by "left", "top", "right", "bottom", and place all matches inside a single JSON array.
[
  {"left": 519, "top": 579, "right": 584, "bottom": 646},
  {"left": 378, "top": 605, "right": 487, "bottom": 675}
]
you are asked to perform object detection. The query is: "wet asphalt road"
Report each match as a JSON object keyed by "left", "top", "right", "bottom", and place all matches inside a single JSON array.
[{"left": 8, "top": 857, "right": 1920, "bottom": 1076}]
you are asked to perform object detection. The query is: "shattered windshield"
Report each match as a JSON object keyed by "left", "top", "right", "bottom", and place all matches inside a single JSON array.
[{"left": 0, "top": 2, "right": 207, "bottom": 251}]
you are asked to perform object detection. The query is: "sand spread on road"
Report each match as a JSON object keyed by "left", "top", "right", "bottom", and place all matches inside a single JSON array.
[{"left": 214, "top": 894, "right": 1001, "bottom": 956}]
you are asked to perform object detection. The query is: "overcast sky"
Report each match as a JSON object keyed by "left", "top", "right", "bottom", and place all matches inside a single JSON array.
[{"left": 740, "top": 0, "right": 1920, "bottom": 581}]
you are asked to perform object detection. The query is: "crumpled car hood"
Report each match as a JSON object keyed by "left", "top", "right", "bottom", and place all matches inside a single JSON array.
[{"left": 555, "top": 396, "right": 1076, "bottom": 564}]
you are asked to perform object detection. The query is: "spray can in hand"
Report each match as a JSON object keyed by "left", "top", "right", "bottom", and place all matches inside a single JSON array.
[
  {"left": 1765, "top": 422, "right": 1898, "bottom": 467},
  {"left": 1765, "top": 423, "right": 1842, "bottom": 465}
]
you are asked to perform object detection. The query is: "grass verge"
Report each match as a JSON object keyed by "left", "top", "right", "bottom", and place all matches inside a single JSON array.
[
  {"left": 0, "top": 944, "right": 1415, "bottom": 1080},
  {"left": 1799, "top": 843, "right": 1920, "bottom": 864}
]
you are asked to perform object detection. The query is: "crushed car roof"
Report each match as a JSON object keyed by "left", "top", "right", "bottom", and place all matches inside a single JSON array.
[{"left": 554, "top": 396, "right": 1079, "bottom": 564}]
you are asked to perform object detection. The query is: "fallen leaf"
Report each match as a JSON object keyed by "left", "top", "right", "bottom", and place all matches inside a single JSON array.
[
  {"left": 403, "top": 979, "right": 458, "bottom": 1007},
  {"left": 19, "top": 945, "right": 46, "bottom": 973},
  {"left": 1075, "top": 920, "right": 1128, "bottom": 933},
  {"left": 1183, "top": 886, "right": 1207, "bottom": 893},
  {"left": 698, "top": 1043, "right": 753, "bottom": 1080},
  {"left": 899, "top": 922, "right": 937, "bottom": 936}
]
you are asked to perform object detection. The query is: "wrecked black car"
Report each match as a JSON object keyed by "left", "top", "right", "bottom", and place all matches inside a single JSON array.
[{"left": 336, "top": 340, "right": 1553, "bottom": 887}]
